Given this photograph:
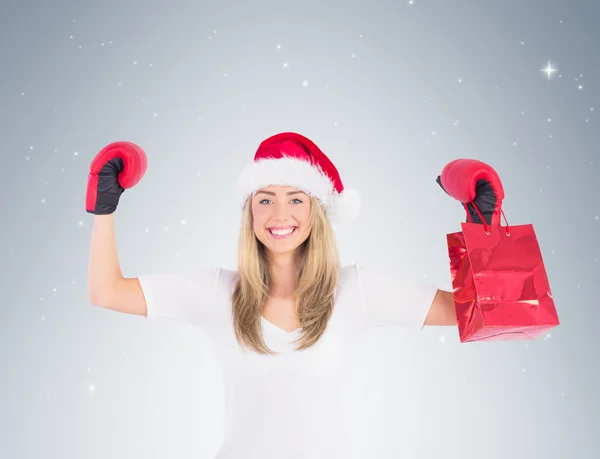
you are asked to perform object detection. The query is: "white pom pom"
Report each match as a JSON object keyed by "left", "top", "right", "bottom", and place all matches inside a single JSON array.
[{"left": 327, "top": 188, "right": 361, "bottom": 224}]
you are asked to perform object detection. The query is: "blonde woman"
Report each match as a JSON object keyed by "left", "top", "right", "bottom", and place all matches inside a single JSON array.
[{"left": 87, "top": 132, "right": 460, "bottom": 459}]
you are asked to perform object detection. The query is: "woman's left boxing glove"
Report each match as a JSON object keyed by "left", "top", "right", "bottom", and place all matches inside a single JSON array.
[{"left": 435, "top": 159, "right": 504, "bottom": 226}]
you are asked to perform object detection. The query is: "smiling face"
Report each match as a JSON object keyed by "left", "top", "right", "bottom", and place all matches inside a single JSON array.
[{"left": 251, "top": 185, "right": 312, "bottom": 256}]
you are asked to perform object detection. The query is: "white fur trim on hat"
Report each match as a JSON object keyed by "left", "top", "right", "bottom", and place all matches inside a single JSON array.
[{"left": 235, "top": 156, "right": 360, "bottom": 223}]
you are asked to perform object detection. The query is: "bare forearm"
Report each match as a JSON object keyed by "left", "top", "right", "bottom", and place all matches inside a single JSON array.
[{"left": 88, "top": 214, "right": 123, "bottom": 302}]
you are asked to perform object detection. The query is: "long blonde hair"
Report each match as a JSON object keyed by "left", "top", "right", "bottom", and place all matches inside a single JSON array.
[{"left": 231, "top": 195, "right": 340, "bottom": 355}]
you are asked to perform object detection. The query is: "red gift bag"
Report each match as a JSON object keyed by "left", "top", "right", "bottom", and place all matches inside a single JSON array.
[{"left": 447, "top": 201, "right": 560, "bottom": 342}]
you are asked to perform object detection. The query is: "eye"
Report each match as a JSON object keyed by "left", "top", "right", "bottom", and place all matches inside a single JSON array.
[
  {"left": 291, "top": 198, "right": 303, "bottom": 204},
  {"left": 258, "top": 199, "right": 271, "bottom": 205}
]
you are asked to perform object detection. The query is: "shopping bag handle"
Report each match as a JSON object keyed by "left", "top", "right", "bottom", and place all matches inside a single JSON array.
[{"left": 463, "top": 201, "right": 511, "bottom": 236}]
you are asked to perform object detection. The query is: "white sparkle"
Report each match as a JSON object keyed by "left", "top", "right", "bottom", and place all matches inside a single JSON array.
[
  {"left": 283, "top": 62, "right": 289, "bottom": 68},
  {"left": 89, "top": 385, "right": 96, "bottom": 392},
  {"left": 541, "top": 61, "right": 558, "bottom": 79},
  {"left": 302, "top": 80, "right": 309, "bottom": 88}
]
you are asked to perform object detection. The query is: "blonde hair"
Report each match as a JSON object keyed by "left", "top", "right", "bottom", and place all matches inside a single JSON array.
[{"left": 231, "top": 195, "right": 340, "bottom": 355}]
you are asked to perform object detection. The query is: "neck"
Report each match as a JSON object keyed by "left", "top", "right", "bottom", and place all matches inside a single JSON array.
[{"left": 267, "top": 249, "right": 302, "bottom": 297}]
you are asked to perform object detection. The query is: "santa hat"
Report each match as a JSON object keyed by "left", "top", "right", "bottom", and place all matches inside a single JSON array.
[{"left": 235, "top": 132, "right": 361, "bottom": 224}]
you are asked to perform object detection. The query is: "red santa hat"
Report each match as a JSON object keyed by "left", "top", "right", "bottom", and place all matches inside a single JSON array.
[{"left": 235, "top": 132, "right": 361, "bottom": 224}]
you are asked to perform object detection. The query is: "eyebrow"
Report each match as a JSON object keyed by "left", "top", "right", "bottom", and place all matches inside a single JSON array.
[{"left": 255, "top": 190, "right": 306, "bottom": 196}]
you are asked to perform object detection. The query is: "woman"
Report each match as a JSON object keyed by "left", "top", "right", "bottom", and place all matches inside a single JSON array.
[{"left": 87, "top": 132, "right": 473, "bottom": 459}]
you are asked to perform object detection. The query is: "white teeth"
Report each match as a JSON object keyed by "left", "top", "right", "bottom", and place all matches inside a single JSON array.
[{"left": 270, "top": 228, "right": 295, "bottom": 236}]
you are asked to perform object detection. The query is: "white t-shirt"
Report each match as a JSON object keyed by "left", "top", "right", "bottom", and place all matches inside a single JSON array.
[{"left": 138, "top": 263, "right": 438, "bottom": 459}]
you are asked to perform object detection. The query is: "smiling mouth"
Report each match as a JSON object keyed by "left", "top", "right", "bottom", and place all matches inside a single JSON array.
[{"left": 267, "top": 227, "right": 298, "bottom": 238}]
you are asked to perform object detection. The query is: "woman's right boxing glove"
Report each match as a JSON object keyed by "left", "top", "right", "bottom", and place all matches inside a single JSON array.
[{"left": 86, "top": 141, "right": 147, "bottom": 215}]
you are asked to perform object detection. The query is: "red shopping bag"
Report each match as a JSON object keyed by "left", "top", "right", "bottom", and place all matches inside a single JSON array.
[{"left": 447, "top": 202, "right": 560, "bottom": 342}]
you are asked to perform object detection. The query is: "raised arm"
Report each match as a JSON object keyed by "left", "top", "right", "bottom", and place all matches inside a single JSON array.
[
  {"left": 86, "top": 141, "right": 148, "bottom": 316},
  {"left": 88, "top": 214, "right": 147, "bottom": 316}
]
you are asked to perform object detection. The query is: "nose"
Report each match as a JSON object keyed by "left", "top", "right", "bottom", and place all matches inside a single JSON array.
[{"left": 271, "top": 200, "right": 292, "bottom": 221}]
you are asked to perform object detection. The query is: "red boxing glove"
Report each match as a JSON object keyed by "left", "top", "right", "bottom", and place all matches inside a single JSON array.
[
  {"left": 436, "top": 159, "right": 504, "bottom": 226},
  {"left": 86, "top": 141, "right": 147, "bottom": 215}
]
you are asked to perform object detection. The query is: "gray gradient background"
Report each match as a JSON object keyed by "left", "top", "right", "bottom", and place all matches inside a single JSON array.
[{"left": 1, "top": 0, "right": 598, "bottom": 458}]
